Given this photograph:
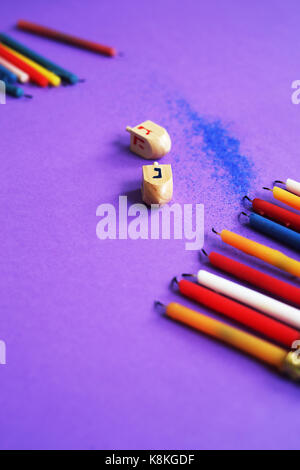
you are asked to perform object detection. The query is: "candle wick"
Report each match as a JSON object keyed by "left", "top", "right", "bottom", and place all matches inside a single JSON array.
[
  {"left": 182, "top": 273, "right": 196, "bottom": 278},
  {"left": 243, "top": 195, "right": 252, "bottom": 203},
  {"left": 239, "top": 211, "right": 250, "bottom": 221},
  {"left": 263, "top": 187, "right": 272, "bottom": 191},
  {"left": 212, "top": 227, "right": 221, "bottom": 236}
]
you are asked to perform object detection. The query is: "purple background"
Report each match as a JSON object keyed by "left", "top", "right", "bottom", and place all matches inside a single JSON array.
[{"left": 1, "top": 0, "right": 300, "bottom": 450}]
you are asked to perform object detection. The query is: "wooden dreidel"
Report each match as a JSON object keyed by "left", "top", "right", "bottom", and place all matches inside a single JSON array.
[
  {"left": 126, "top": 120, "right": 171, "bottom": 160},
  {"left": 142, "top": 162, "right": 173, "bottom": 206}
]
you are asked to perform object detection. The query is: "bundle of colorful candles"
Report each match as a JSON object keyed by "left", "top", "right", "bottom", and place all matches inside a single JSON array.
[
  {"left": 240, "top": 179, "right": 300, "bottom": 251},
  {"left": 0, "top": 33, "right": 77, "bottom": 97},
  {"left": 158, "top": 177, "right": 300, "bottom": 382},
  {"left": 0, "top": 21, "right": 116, "bottom": 98}
]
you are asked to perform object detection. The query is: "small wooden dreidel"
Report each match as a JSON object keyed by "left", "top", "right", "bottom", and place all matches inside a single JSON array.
[
  {"left": 142, "top": 162, "right": 173, "bottom": 206},
  {"left": 126, "top": 120, "right": 171, "bottom": 160}
]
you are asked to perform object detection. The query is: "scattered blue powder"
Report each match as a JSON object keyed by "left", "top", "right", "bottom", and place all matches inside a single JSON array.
[{"left": 166, "top": 97, "right": 255, "bottom": 199}]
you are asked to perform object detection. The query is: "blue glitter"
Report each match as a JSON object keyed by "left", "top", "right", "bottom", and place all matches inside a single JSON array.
[{"left": 167, "top": 97, "right": 255, "bottom": 198}]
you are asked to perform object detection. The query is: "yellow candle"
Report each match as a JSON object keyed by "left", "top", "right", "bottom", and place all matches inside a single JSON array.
[
  {"left": 273, "top": 186, "right": 300, "bottom": 211},
  {"left": 0, "top": 44, "right": 61, "bottom": 87},
  {"left": 220, "top": 229, "right": 300, "bottom": 277},
  {"left": 165, "top": 302, "right": 300, "bottom": 380}
]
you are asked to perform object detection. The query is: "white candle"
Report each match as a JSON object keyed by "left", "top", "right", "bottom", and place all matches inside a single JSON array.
[
  {"left": 0, "top": 57, "right": 29, "bottom": 83},
  {"left": 196, "top": 270, "right": 300, "bottom": 329},
  {"left": 286, "top": 178, "right": 300, "bottom": 197}
]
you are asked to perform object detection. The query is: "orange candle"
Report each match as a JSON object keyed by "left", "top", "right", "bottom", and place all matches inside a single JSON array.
[
  {"left": 272, "top": 186, "right": 300, "bottom": 211},
  {"left": 217, "top": 229, "right": 300, "bottom": 277},
  {"left": 164, "top": 302, "right": 300, "bottom": 380}
]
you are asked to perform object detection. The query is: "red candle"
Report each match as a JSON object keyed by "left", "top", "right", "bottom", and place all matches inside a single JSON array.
[
  {"left": 17, "top": 20, "right": 117, "bottom": 57},
  {"left": 0, "top": 44, "right": 48, "bottom": 87},
  {"left": 208, "top": 252, "right": 300, "bottom": 307},
  {"left": 178, "top": 279, "right": 300, "bottom": 347},
  {"left": 252, "top": 198, "right": 300, "bottom": 232}
]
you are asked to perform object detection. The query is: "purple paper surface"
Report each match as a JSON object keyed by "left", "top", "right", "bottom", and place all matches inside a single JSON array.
[{"left": 1, "top": 0, "right": 300, "bottom": 450}]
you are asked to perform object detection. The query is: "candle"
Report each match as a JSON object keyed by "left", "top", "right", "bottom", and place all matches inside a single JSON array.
[
  {"left": 194, "top": 271, "right": 300, "bottom": 329},
  {"left": 178, "top": 278, "right": 300, "bottom": 346},
  {"left": 265, "top": 186, "right": 300, "bottom": 211},
  {"left": 275, "top": 178, "right": 300, "bottom": 197},
  {"left": 0, "top": 57, "right": 29, "bottom": 83},
  {"left": 245, "top": 212, "right": 300, "bottom": 251},
  {"left": 215, "top": 229, "right": 300, "bottom": 277},
  {"left": 17, "top": 20, "right": 117, "bottom": 58},
  {"left": 0, "top": 44, "right": 48, "bottom": 87},
  {"left": 249, "top": 197, "right": 300, "bottom": 232},
  {"left": 0, "top": 44, "right": 61, "bottom": 87},
  {"left": 207, "top": 251, "right": 300, "bottom": 306},
  {"left": 5, "top": 83, "right": 32, "bottom": 99},
  {"left": 0, "top": 33, "right": 79, "bottom": 84},
  {"left": 0, "top": 64, "right": 17, "bottom": 83},
  {"left": 160, "top": 301, "right": 300, "bottom": 381}
]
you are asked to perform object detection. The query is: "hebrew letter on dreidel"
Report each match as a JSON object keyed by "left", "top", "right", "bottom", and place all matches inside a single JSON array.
[
  {"left": 126, "top": 120, "right": 171, "bottom": 160},
  {"left": 153, "top": 168, "right": 162, "bottom": 179},
  {"left": 141, "top": 162, "right": 173, "bottom": 206}
]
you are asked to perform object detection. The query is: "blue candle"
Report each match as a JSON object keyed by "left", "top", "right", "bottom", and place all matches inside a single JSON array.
[
  {"left": 5, "top": 83, "right": 32, "bottom": 98},
  {"left": 0, "top": 64, "right": 17, "bottom": 83},
  {"left": 249, "top": 213, "right": 300, "bottom": 251},
  {"left": 0, "top": 33, "right": 79, "bottom": 84}
]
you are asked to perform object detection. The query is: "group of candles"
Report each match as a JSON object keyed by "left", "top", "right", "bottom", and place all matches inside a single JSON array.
[
  {"left": 0, "top": 32, "right": 78, "bottom": 98},
  {"left": 158, "top": 178, "right": 300, "bottom": 381},
  {"left": 0, "top": 20, "right": 116, "bottom": 98}
]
